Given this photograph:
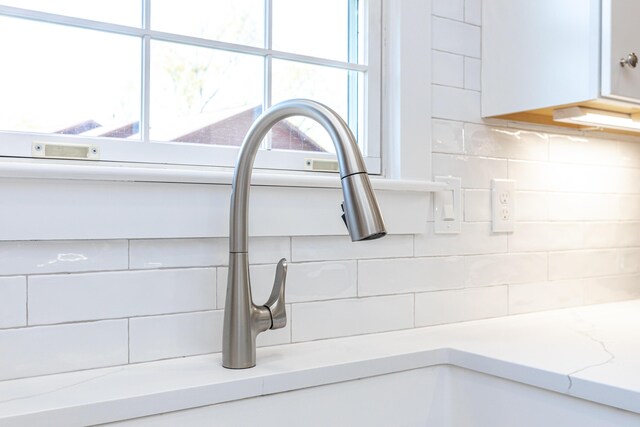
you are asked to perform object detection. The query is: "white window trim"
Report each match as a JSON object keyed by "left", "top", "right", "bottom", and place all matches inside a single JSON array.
[
  {"left": 0, "top": 0, "right": 437, "bottom": 241},
  {"left": 0, "top": 0, "right": 432, "bottom": 184},
  {"left": 0, "top": 1, "right": 383, "bottom": 174},
  {"left": 381, "top": 0, "right": 432, "bottom": 182},
  {"left": 0, "top": 157, "right": 443, "bottom": 192}
]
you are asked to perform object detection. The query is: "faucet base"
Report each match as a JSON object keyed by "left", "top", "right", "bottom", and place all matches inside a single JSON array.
[{"left": 222, "top": 252, "right": 271, "bottom": 369}]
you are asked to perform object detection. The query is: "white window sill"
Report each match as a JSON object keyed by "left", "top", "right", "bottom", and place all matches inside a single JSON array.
[
  {"left": 0, "top": 158, "right": 445, "bottom": 192},
  {"left": 0, "top": 159, "right": 440, "bottom": 240}
]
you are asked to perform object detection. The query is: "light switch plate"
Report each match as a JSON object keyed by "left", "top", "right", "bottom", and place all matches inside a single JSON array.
[
  {"left": 491, "top": 179, "right": 515, "bottom": 233},
  {"left": 434, "top": 176, "right": 461, "bottom": 234}
]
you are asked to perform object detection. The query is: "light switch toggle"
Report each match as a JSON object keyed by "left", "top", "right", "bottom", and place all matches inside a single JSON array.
[
  {"left": 442, "top": 191, "right": 455, "bottom": 221},
  {"left": 434, "top": 176, "right": 461, "bottom": 234}
]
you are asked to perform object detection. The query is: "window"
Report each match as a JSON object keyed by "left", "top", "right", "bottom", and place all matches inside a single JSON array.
[{"left": 0, "top": 1, "right": 381, "bottom": 173}]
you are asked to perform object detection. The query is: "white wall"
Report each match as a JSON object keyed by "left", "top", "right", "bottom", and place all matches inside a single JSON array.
[{"left": 1, "top": 0, "right": 640, "bottom": 381}]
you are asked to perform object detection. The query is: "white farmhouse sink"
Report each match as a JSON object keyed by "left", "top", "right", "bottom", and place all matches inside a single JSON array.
[{"left": 106, "top": 365, "right": 639, "bottom": 427}]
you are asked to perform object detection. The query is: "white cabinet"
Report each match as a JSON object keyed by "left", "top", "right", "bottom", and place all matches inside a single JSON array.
[
  {"left": 602, "top": 0, "right": 640, "bottom": 102},
  {"left": 483, "top": 0, "right": 640, "bottom": 133}
]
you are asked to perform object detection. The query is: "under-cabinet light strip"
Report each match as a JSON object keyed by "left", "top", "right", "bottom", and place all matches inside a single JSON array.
[{"left": 553, "top": 106, "right": 640, "bottom": 132}]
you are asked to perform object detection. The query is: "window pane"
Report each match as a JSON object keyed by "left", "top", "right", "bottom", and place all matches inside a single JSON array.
[
  {"left": 151, "top": 0, "right": 263, "bottom": 47},
  {"left": 272, "top": 59, "right": 362, "bottom": 154},
  {"left": 0, "top": 18, "right": 140, "bottom": 138},
  {"left": 150, "top": 41, "right": 263, "bottom": 145},
  {"left": 272, "top": 0, "right": 350, "bottom": 62},
  {"left": 0, "top": 0, "right": 141, "bottom": 27}
]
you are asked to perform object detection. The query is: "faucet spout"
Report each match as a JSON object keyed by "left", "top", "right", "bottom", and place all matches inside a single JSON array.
[{"left": 222, "top": 99, "right": 386, "bottom": 369}]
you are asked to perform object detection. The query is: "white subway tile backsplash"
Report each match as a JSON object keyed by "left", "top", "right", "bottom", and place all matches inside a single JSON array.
[
  {"left": 432, "top": 153, "right": 507, "bottom": 189},
  {"left": 432, "top": 0, "right": 464, "bottom": 20},
  {"left": 28, "top": 268, "right": 216, "bottom": 325},
  {"left": 415, "top": 286, "right": 508, "bottom": 326},
  {"left": 463, "top": 57, "right": 481, "bottom": 90},
  {"left": 618, "top": 195, "right": 640, "bottom": 221},
  {"left": 512, "top": 222, "right": 639, "bottom": 254},
  {"left": 464, "top": 252, "right": 548, "bottom": 287},
  {"left": 217, "top": 261, "right": 357, "bottom": 308},
  {"left": 432, "top": 51, "right": 464, "bottom": 87},
  {"left": 549, "top": 135, "right": 616, "bottom": 166},
  {"left": 518, "top": 274, "right": 640, "bottom": 313},
  {"left": 582, "top": 275, "right": 640, "bottom": 305},
  {"left": 463, "top": 124, "right": 548, "bottom": 161},
  {"left": 129, "top": 310, "right": 223, "bottom": 363},
  {"left": 246, "top": 237, "right": 292, "bottom": 264},
  {"left": 432, "top": 84, "right": 482, "bottom": 123},
  {"left": 0, "top": 276, "right": 26, "bottom": 328},
  {"left": 549, "top": 134, "right": 640, "bottom": 168},
  {"left": 606, "top": 247, "right": 639, "bottom": 274},
  {"left": 604, "top": 222, "right": 640, "bottom": 248},
  {"left": 508, "top": 160, "right": 550, "bottom": 191},
  {"left": 432, "top": 16, "right": 481, "bottom": 58},
  {"left": 581, "top": 222, "right": 625, "bottom": 249},
  {"left": 464, "top": 0, "right": 482, "bottom": 25},
  {"left": 432, "top": 119, "right": 465, "bottom": 154},
  {"left": 515, "top": 192, "right": 549, "bottom": 221},
  {"left": 549, "top": 249, "right": 640, "bottom": 281},
  {"left": 129, "top": 237, "right": 290, "bottom": 270},
  {"left": 415, "top": 222, "right": 508, "bottom": 256},
  {"left": 509, "top": 280, "right": 584, "bottom": 314},
  {"left": 546, "top": 162, "right": 640, "bottom": 195},
  {"left": 464, "top": 190, "right": 490, "bottom": 222},
  {"left": 358, "top": 257, "right": 466, "bottom": 296},
  {"left": 547, "top": 193, "right": 622, "bottom": 221},
  {"left": 0, "top": 240, "right": 128, "bottom": 276},
  {"left": 619, "top": 167, "right": 640, "bottom": 194},
  {"left": 618, "top": 140, "right": 640, "bottom": 168},
  {"left": 291, "top": 295, "right": 414, "bottom": 342},
  {"left": 291, "top": 235, "right": 413, "bottom": 262},
  {"left": 130, "top": 238, "right": 227, "bottom": 269},
  {"left": 0, "top": 320, "right": 127, "bottom": 381},
  {"left": 508, "top": 222, "right": 584, "bottom": 252}
]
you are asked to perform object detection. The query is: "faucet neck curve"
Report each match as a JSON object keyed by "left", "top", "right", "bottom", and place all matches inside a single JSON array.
[{"left": 229, "top": 99, "right": 369, "bottom": 253}]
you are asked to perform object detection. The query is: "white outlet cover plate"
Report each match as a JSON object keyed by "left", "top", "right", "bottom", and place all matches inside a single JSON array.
[{"left": 491, "top": 179, "right": 515, "bottom": 233}]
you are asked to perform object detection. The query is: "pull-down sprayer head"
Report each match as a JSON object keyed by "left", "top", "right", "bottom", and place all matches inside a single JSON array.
[{"left": 341, "top": 172, "right": 386, "bottom": 241}]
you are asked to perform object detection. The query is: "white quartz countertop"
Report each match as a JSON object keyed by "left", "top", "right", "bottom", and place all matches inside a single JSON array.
[{"left": 1, "top": 300, "right": 639, "bottom": 426}]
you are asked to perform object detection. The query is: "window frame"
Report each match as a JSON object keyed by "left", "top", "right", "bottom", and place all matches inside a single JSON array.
[
  {"left": 0, "top": 0, "right": 382, "bottom": 173},
  {"left": 0, "top": 0, "right": 436, "bottom": 242}
]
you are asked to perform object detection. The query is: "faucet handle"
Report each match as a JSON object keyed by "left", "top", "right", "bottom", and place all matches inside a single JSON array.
[{"left": 265, "top": 258, "right": 287, "bottom": 330}]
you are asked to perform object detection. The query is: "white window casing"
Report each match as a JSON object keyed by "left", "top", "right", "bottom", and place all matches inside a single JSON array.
[
  {"left": 0, "top": 0, "right": 439, "bottom": 241},
  {"left": 0, "top": 1, "right": 382, "bottom": 173}
]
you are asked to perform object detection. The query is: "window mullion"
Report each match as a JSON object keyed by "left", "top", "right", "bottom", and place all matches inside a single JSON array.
[
  {"left": 262, "top": 0, "right": 273, "bottom": 151},
  {"left": 141, "top": 36, "right": 151, "bottom": 143},
  {"left": 347, "top": 0, "right": 359, "bottom": 143},
  {"left": 141, "top": 0, "right": 151, "bottom": 142}
]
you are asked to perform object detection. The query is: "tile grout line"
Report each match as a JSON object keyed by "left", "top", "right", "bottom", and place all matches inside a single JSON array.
[
  {"left": 127, "top": 318, "right": 131, "bottom": 364},
  {"left": 412, "top": 292, "right": 416, "bottom": 328},
  {"left": 355, "top": 260, "right": 360, "bottom": 297},
  {"left": 25, "top": 275, "right": 29, "bottom": 326}
]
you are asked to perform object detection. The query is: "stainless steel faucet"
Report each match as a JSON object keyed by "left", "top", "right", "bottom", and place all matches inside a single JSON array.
[{"left": 223, "top": 99, "right": 387, "bottom": 369}]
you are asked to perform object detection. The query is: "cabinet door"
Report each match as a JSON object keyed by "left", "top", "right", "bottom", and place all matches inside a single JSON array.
[{"left": 602, "top": 0, "right": 640, "bottom": 102}]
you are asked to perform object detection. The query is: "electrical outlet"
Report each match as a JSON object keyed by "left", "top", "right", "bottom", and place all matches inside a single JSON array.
[{"left": 492, "top": 179, "right": 515, "bottom": 233}]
